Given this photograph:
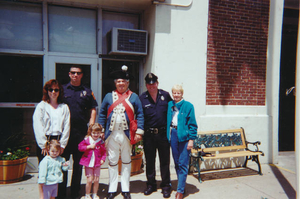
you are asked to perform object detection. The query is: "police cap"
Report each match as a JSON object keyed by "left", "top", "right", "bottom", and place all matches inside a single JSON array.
[{"left": 145, "top": 73, "right": 158, "bottom": 84}]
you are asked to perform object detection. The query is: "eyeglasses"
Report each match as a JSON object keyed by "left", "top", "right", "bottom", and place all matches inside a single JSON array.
[
  {"left": 70, "top": 71, "right": 83, "bottom": 75},
  {"left": 48, "top": 88, "right": 59, "bottom": 93}
]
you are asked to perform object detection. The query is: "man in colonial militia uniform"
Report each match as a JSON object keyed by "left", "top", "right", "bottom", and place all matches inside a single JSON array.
[
  {"left": 98, "top": 65, "right": 144, "bottom": 199},
  {"left": 139, "top": 73, "right": 172, "bottom": 198}
]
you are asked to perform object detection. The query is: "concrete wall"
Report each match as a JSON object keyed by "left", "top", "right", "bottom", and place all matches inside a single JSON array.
[{"left": 142, "top": 0, "right": 285, "bottom": 165}]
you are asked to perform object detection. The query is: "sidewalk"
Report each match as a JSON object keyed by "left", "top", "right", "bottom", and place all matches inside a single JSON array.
[{"left": 0, "top": 151, "right": 296, "bottom": 199}]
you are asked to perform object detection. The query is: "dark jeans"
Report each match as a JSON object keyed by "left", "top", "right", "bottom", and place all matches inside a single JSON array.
[
  {"left": 143, "top": 129, "right": 171, "bottom": 189},
  {"left": 170, "top": 128, "right": 190, "bottom": 193}
]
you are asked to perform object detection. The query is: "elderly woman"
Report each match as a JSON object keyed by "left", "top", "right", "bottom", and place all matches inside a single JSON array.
[{"left": 166, "top": 84, "right": 198, "bottom": 199}]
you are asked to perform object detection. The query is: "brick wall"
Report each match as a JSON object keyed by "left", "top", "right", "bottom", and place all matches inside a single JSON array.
[{"left": 206, "top": 0, "right": 270, "bottom": 105}]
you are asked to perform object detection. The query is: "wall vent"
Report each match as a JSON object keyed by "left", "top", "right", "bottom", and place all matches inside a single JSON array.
[{"left": 107, "top": 27, "right": 148, "bottom": 55}]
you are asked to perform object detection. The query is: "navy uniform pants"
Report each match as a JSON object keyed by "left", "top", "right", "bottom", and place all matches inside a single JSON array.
[
  {"left": 143, "top": 128, "right": 171, "bottom": 190},
  {"left": 58, "top": 129, "right": 85, "bottom": 198}
]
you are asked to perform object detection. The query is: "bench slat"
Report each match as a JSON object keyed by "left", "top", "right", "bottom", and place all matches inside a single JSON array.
[{"left": 200, "top": 151, "right": 263, "bottom": 159}]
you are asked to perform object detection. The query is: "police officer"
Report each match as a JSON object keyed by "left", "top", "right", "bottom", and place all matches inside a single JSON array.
[
  {"left": 139, "top": 73, "right": 172, "bottom": 198},
  {"left": 59, "top": 65, "right": 98, "bottom": 198}
]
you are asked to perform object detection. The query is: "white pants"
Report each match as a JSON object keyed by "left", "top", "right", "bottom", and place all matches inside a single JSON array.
[{"left": 107, "top": 129, "right": 131, "bottom": 193}]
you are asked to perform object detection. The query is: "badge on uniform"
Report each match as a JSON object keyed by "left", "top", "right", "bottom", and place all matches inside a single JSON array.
[
  {"left": 80, "top": 91, "right": 87, "bottom": 97},
  {"left": 161, "top": 96, "right": 165, "bottom": 101}
]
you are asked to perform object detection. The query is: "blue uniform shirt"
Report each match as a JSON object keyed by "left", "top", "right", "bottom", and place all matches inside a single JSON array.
[
  {"left": 63, "top": 83, "right": 98, "bottom": 131},
  {"left": 139, "top": 89, "right": 172, "bottom": 129}
]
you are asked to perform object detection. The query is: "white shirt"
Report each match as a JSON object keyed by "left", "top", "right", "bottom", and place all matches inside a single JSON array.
[
  {"left": 33, "top": 101, "right": 70, "bottom": 149},
  {"left": 88, "top": 136, "right": 101, "bottom": 167},
  {"left": 171, "top": 105, "right": 179, "bottom": 126},
  {"left": 109, "top": 91, "right": 132, "bottom": 131}
]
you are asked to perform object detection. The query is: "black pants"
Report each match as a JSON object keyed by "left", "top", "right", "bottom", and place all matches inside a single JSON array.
[
  {"left": 58, "top": 131, "right": 85, "bottom": 198},
  {"left": 143, "top": 129, "right": 171, "bottom": 189}
]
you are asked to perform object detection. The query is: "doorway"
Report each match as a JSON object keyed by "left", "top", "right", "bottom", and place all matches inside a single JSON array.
[
  {"left": 278, "top": 8, "right": 299, "bottom": 151},
  {"left": 101, "top": 60, "right": 140, "bottom": 100}
]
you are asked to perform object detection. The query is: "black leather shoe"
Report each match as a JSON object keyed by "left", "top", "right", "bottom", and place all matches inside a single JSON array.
[
  {"left": 162, "top": 188, "right": 171, "bottom": 198},
  {"left": 144, "top": 186, "right": 157, "bottom": 195},
  {"left": 107, "top": 192, "right": 116, "bottom": 199},
  {"left": 122, "top": 192, "right": 131, "bottom": 199}
]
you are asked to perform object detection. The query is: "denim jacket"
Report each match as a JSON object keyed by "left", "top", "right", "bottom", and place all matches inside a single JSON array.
[{"left": 167, "top": 99, "right": 198, "bottom": 142}]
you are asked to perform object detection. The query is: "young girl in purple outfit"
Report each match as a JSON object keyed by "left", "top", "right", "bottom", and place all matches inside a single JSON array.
[{"left": 78, "top": 123, "right": 106, "bottom": 199}]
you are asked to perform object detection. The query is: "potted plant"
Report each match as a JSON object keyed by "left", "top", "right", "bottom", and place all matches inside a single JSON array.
[
  {"left": 0, "top": 132, "right": 30, "bottom": 184},
  {"left": 118, "top": 141, "right": 144, "bottom": 176}
]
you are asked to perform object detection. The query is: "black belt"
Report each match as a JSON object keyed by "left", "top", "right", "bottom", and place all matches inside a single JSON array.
[
  {"left": 146, "top": 126, "right": 166, "bottom": 134},
  {"left": 46, "top": 135, "right": 60, "bottom": 141},
  {"left": 171, "top": 125, "right": 177, "bottom": 130}
]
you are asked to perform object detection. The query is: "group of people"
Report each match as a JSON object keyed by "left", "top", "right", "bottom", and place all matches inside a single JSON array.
[{"left": 32, "top": 65, "right": 198, "bottom": 199}]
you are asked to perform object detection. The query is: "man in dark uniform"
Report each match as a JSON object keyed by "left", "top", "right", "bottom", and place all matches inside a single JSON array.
[
  {"left": 58, "top": 65, "right": 98, "bottom": 198},
  {"left": 139, "top": 73, "right": 172, "bottom": 198}
]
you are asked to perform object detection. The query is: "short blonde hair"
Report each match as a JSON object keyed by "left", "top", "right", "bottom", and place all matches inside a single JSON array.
[{"left": 172, "top": 84, "right": 184, "bottom": 94}]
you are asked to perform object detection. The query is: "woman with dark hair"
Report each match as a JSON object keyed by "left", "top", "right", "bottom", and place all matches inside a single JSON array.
[
  {"left": 33, "top": 79, "right": 71, "bottom": 199},
  {"left": 33, "top": 79, "right": 70, "bottom": 161}
]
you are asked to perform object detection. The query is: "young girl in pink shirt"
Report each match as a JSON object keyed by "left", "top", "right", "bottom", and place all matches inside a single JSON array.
[{"left": 78, "top": 123, "right": 106, "bottom": 199}]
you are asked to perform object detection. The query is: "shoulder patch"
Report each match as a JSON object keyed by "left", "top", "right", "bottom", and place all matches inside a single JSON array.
[{"left": 92, "top": 92, "right": 96, "bottom": 100}]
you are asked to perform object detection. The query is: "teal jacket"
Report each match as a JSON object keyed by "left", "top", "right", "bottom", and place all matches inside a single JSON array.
[
  {"left": 38, "top": 156, "right": 69, "bottom": 185},
  {"left": 167, "top": 99, "right": 198, "bottom": 142}
]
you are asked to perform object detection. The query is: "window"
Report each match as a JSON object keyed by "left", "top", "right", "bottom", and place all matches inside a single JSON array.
[
  {"left": 0, "top": 1, "right": 42, "bottom": 51},
  {"left": 48, "top": 5, "right": 97, "bottom": 54},
  {"left": 0, "top": 55, "right": 43, "bottom": 102},
  {"left": 102, "top": 11, "right": 140, "bottom": 54},
  {"left": 0, "top": 55, "right": 43, "bottom": 156}
]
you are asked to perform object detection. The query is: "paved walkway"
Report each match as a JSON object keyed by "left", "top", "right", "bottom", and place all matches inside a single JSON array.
[{"left": 0, "top": 151, "right": 296, "bottom": 199}]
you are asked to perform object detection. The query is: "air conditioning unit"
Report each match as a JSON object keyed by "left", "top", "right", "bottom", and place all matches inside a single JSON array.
[{"left": 107, "top": 27, "right": 148, "bottom": 55}]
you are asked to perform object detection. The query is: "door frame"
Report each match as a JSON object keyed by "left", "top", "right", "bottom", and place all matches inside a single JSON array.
[{"left": 47, "top": 55, "right": 101, "bottom": 110}]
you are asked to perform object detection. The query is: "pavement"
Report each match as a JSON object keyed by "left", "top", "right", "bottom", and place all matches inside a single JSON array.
[{"left": 0, "top": 151, "right": 296, "bottom": 199}]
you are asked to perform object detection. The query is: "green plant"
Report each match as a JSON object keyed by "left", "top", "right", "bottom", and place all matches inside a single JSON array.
[
  {"left": 132, "top": 141, "right": 143, "bottom": 156},
  {"left": 0, "top": 132, "right": 30, "bottom": 160}
]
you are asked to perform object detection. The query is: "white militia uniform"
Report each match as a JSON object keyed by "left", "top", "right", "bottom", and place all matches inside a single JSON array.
[{"left": 107, "top": 95, "right": 132, "bottom": 193}]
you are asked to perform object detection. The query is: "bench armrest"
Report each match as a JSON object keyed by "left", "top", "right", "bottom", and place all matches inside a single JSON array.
[
  {"left": 246, "top": 141, "right": 261, "bottom": 145},
  {"left": 245, "top": 141, "right": 265, "bottom": 156}
]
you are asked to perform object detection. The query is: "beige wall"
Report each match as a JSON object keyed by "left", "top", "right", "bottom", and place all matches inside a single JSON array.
[{"left": 141, "top": 0, "right": 285, "bottom": 165}]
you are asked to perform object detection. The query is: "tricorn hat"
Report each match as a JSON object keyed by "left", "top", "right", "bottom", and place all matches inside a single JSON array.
[
  {"left": 110, "top": 65, "right": 134, "bottom": 80},
  {"left": 145, "top": 73, "right": 158, "bottom": 84}
]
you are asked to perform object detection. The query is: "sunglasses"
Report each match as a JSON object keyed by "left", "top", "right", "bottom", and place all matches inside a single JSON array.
[
  {"left": 48, "top": 88, "right": 59, "bottom": 92},
  {"left": 70, "top": 71, "right": 83, "bottom": 75}
]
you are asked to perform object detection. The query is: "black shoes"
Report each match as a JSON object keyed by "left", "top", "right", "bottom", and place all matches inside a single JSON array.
[
  {"left": 144, "top": 186, "right": 157, "bottom": 195},
  {"left": 107, "top": 192, "right": 131, "bottom": 199},
  {"left": 107, "top": 192, "right": 116, "bottom": 199},
  {"left": 122, "top": 192, "right": 131, "bottom": 199},
  {"left": 162, "top": 188, "right": 171, "bottom": 198}
]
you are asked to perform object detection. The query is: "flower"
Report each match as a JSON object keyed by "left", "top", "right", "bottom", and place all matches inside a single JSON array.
[
  {"left": 0, "top": 132, "right": 30, "bottom": 160},
  {"left": 132, "top": 141, "right": 143, "bottom": 156}
]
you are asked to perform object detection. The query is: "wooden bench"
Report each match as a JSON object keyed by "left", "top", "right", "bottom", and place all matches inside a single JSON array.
[{"left": 188, "top": 127, "right": 264, "bottom": 182}]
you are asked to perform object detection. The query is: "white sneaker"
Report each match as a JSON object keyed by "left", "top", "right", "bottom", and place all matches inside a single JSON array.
[
  {"left": 93, "top": 195, "right": 100, "bottom": 199},
  {"left": 85, "top": 195, "right": 92, "bottom": 199}
]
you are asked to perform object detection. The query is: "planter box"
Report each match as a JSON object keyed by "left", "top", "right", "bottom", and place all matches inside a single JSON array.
[
  {"left": 0, "top": 157, "right": 28, "bottom": 184},
  {"left": 118, "top": 152, "right": 143, "bottom": 176}
]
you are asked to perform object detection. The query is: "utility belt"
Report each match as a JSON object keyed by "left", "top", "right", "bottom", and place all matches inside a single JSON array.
[{"left": 146, "top": 126, "right": 167, "bottom": 134}]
